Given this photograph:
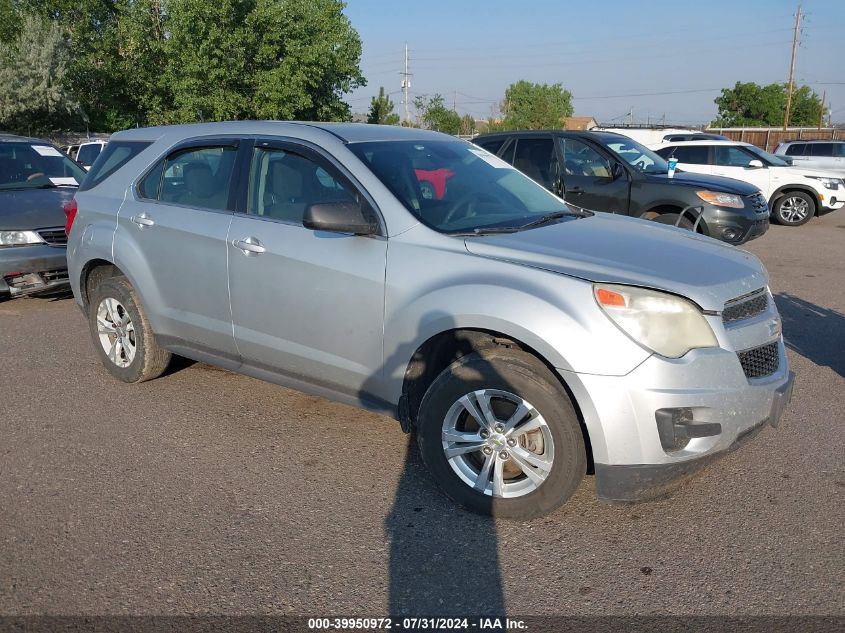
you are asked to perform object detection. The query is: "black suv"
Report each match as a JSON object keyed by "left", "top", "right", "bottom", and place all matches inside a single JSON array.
[{"left": 472, "top": 130, "right": 769, "bottom": 244}]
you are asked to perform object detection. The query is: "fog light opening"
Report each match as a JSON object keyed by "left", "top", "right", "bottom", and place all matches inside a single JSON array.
[{"left": 655, "top": 408, "right": 722, "bottom": 453}]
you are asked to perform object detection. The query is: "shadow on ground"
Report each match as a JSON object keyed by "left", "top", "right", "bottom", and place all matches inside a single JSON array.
[{"left": 775, "top": 292, "right": 845, "bottom": 379}]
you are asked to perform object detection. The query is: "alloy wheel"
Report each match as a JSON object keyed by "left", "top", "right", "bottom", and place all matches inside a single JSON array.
[
  {"left": 779, "top": 196, "right": 810, "bottom": 223},
  {"left": 96, "top": 297, "right": 136, "bottom": 368},
  {"left": 441, "top": 389, "right": 555, "bottom": 498}
]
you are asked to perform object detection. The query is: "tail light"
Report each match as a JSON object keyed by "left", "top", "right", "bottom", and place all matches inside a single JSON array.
[{"left": 63, "top": 198, "right": 78, "bottom": 236}]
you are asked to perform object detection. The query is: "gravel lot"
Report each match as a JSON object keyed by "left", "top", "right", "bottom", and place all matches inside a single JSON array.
[{"left": 1, "top": 213, "right": 843, "bottom": 619}]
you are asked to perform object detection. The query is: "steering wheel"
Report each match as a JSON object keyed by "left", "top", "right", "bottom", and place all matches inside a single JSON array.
[{"left": 442, "top": 193, "right": 480, "bottom": 225}]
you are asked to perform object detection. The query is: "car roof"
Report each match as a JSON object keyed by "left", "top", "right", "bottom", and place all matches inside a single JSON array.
[
  {"left": 111, "top": 121, "right": 452, "bottom": 144},
  {"left": 473, "top": 130, "right": 631, "bottom": 141},
  {"left": 656, "top": 140, "right": 753, "bottom": 147},
  {"left": 0, "top": 133, "right": 50, "bottom": 144},
  {"left": 778, "top": 139, "right": 844, "bottom": 144}
]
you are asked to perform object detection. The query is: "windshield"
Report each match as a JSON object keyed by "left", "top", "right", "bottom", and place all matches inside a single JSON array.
[
  {"left": 744, "top": 144, "right": 790, "bottom": 167},
  {"left": 604, "top": 138, "right": 669, "bottom": 174},
  {"left": 0, "top": 142, "right": 86, "bottom": 190},
  {"left": 349, "top": 140, "right": 572, "bottom": 233}
]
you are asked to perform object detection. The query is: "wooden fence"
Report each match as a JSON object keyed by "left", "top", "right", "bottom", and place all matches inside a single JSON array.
[{"left": 705, "top": 127, "right": 844, "bottom": 152}]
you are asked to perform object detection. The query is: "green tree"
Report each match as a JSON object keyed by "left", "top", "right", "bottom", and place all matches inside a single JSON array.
[
  {"left": 0, "top": 12, "right": 79, "bottom": 135},
  {"left": 247, "top": 0, "right": 365, "bottom": 122},
  {"left": 414, "top": 94, "right": 461, "bottom": 134},
  {"left": 714, "top": 81, "right": 823, "bottom": 127},
  {"left": 161, "top": 0, "right": 250, "bottom": 123},
  {"left": 0, "top": 0, "right": 20, "bottom": 42},
  {"left": 367, "top": 86, "right": 399, "bottom": 125},
  {"left": 494, "top": 80, "right": 573, "bottom": 130},
  {"left": 459, "top": 113, "right": 476, "bottom": 136}
]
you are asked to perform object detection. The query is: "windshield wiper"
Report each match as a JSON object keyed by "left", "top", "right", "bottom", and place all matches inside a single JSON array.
[{"left": 455, "top": 210, "right": 590, "bottom": 236}]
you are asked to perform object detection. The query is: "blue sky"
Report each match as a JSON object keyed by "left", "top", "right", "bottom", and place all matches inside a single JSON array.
[{"left": 343, "top": 0, "right": 844, "bottom": 126}]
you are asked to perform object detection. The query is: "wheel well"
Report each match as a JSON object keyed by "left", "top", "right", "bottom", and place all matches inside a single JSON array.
[
  {"left": 400, "top": 328, "right": 594, "bottom": 473},
  {"left": 770, "top": 187, "right": 819, "bottom": 214},
  {"left": 80, "top": 260, "right": 124, "bottom": 309},
  {"left": 640, "top": 205, "right": 705, "bottom": 232}
]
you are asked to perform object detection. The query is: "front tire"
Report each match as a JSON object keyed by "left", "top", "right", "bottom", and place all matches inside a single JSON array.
[
  {"left": 653, "top": 213, "right": 694, "bottom": 231},
  {"left": 87, "top": 276, "right": 171, "bottom": 383},
  {"left": 416, "top": 349, "right": 586, "bottom": 519},
  {"left": 772, "top": 191, "right": 815, "bottom": 226}
]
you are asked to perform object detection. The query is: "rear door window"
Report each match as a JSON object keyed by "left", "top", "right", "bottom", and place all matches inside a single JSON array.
[
  {"left": 511, "top": 137, "right": 558, "bottom": 189},
  {"left": 474, "top": 138, "right": 506, "bottom": 155},
  {"left": 156, "top": 146, "right": 238, "bottom": 211},
  {"left": 664, "top": 145, "right": 710, "bottom": 164},
  {"left": 784, "top": 144, "right": 806, "bottom": 156},
  {"left": 808, "top": 143, "right": 834, "bottom": 157}
]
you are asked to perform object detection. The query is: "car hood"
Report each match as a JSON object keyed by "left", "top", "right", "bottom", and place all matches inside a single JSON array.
[
  {"left": 464, "top": 213, "right": 768, "bottom": 311},
  {"left": 0, "top": 187, "right": 75, "bottom": 230},
  {"left": 642, "top": 170, "right": 760, "bottom": 194},
  {"left": 772, "top": 165, "right": 845, "bottom": 180}
]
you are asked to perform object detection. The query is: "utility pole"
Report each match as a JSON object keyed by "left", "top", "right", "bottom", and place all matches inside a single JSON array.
[
  {"left": 400, "top": 43, "right": 412, "bottom": 126},
  {"left": 783, "top": 4, "right": 802, "bottom": 131},
  {"left": 818, "top": 90, "right": 826, "bottom": 129}
]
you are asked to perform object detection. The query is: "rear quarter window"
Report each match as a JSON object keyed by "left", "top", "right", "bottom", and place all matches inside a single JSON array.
[{"left": 79, "top": 141, "right": 152, "bottom": 191}]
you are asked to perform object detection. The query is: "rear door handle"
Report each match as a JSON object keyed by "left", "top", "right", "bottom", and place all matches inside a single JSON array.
[
  {"left": 130, "top": 213, "right": 155, "bottom": 228},
  {"left": 233, "top": 236, "right": 265, "bottom": 255}
]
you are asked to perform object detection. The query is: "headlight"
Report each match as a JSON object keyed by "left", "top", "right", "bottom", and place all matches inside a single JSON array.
[
  {"left": 594, "top": 284, "right": 718, "bottom": 358},
  {"left": 806, "top": 176, "right": 843, "bottom": 190},
  {"left": 696, "top": 191, "right": 744, "bottom": 208},
  {"left": 0, "top": 230, "right": 46, "bottom": 247}
]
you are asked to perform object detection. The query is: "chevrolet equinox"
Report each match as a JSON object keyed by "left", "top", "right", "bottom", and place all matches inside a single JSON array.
[{"left": 67, "top": 122, "right": 794, "bottom": 518}]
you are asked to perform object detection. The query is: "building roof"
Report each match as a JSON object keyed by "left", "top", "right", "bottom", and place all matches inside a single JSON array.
[{"left": 563, "top": 116, "right": 598, "bottom": 130}]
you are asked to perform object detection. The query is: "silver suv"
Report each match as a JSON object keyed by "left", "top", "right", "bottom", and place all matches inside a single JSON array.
[
  {"left": 67, "top": 122, "right": 794, "bottom": 518},
  {"left": 775, "top": 140, "right": 845, "bottom": 176}
]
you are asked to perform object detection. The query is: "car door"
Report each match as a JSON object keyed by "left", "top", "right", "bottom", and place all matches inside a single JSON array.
[
  {"left": 508, "top": 135, "right": 560, "bottom": 192},
  {"left": 557, "top": 137, "right": 629, "bottom": 214},
  {"left": 808, "top": 143, "right": 844, "bottom": 172},
  {"left": 118, "top": 139, "right": 241, "bottom": 359},
  {"left": 226, "top": 140, "right": 387, "bottom": 399},
  {"left": 711, "top": 145, "right": 771, "bottom": 197}
]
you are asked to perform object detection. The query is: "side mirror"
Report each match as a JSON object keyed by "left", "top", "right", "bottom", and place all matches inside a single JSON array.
[
  {"left": 747, "top": 159, "right": 764, "bottom": 169},
  {"left": 611, "top": 162, "right": 626, "bottom": 180},
  {"left": 303, "top": 201, "right": 379, "bottom": 236}
]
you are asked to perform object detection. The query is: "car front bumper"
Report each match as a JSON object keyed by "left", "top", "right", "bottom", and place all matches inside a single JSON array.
[
  {"left": 700, "top": 202, "right": 770, "bottom": 244},
  {"left": 0, "top": 244, "right": 69, "bottom": 298},
  {"left": 559, "top": 338, "right": 794, "bottom": 502},
  {"left": 819, "top": 189, "right": 845, "bottom": 212}
]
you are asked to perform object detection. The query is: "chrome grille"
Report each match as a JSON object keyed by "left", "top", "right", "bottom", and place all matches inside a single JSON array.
[
  {"left": 723, "top": 289, "right": 769, "bottom": 324},
  {"left": 37, "top": 227, "right": 67, "bottom": 246},
  {"left": 737, "top": 341, "right": 780, "bottom": 379}
]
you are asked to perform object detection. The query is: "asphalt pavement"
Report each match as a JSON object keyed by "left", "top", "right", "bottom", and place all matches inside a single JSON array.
[{"left": 1, "top": 213, "right": 843, "bottom": 620}]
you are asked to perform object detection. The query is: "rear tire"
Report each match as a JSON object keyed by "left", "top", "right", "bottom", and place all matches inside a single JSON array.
[
  {"left": 87, "top": 276, "right": 171, "bottom": 383},
  {"left": 772, "top": 191, "right": 815, "bottom": 226},
  {"left": 416, "top": 348, "right": 586, "bottom": 519}
]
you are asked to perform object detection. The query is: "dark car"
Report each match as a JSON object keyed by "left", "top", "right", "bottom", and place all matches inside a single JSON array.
[
  {"left": 0, "top": 135, "right": 87, "bottom": 298},
  {"left": 472, "top": 130, "right": 769, "bottom": 244}
]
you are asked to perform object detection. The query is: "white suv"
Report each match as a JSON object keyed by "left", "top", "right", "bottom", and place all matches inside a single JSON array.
[{"left": 654, "top": 140, "right": 845, "bottom": 226}]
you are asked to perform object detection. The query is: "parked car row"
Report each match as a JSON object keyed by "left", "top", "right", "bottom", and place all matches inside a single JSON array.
[
  {"left": 55, "top": 121, "right": 795, "bottom": 519},
  {"left": 472, "top": 130, "right": 770, "bottom": 244},
  {"left": 653, "top": 140, "right": 845, "bottom": 226}
]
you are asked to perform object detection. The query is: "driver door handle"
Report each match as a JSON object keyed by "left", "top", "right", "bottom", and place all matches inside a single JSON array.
[
  {"left": 567, "top": 186, "right": 584, "bottom": 195},
  {"left": 130, "top": 213, "right": 155, "bottom": 228},
  {"left": 233, "top": 236, "right": 265, "bottom": 255}
]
